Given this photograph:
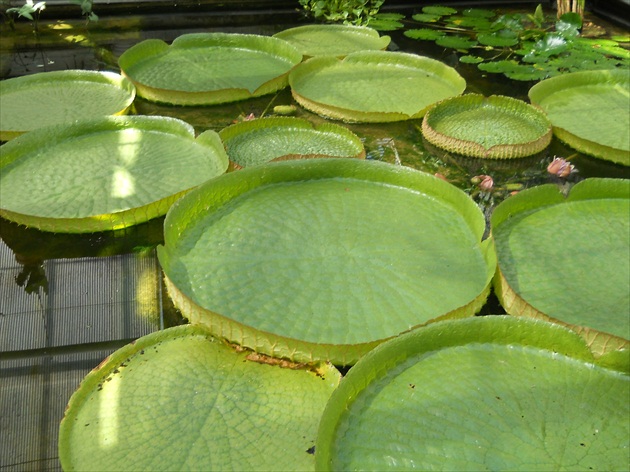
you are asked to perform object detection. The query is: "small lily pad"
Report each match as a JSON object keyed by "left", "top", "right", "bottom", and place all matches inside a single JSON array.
[
  {"left": 316, "top": 316, "right": 630, "bottom": 471},
  {"left": 272, "top": 24, "right": 390, "bottom": 57},
  {"left": 59, "top": 324, "right": 341, "bottom": 471},
  {"left": 528, "top": 69, "right": 630, "bottom": 165},
  {"left": 492, "top": 178, "right": 630, "bottom": 356},
  {"left": 0, "top": 70, "right": 135, "bottom": 141},
  {"left": 219, "top": 117, "right": 365, "bottom": 169},
  {"left": 289, "top": 51, "right": 466, "bottom": 122},
  {"left": 421, "top": 94, "right": 552, "bottom": 159},
  {"left": 157, "top": 158, "right": 495, "bottom": 364},
  {"left": 0, "top": 116, "right": 228, "bottom": 232},
  {"left": 118, "top": 33, "right": 302, "bottom": 105}
]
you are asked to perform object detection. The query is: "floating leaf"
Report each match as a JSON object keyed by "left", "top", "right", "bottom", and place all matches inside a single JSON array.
[
  {"left": 477, "top": 30, "right": 519, "bottom": 47},
  {"left": 219, "top": 117, "right": 365, "bottom": 168},
  {"left": 422, "top": 6, "right": 456, "bottom": 16},
  {"left": 273, "top": 24, "right": 390, "bottom": 57},
  {"left": 59, "top": 325, "right": 341, "bottom": 471},
  {"left": 411, "top": 13, "right": 441, "bottom": 23},
  {"left": 0, "top": 70, "right": 135, "bottom": 141},
  {"left": 435, "top": 35, "right": 478, "bottom": 50},
  {"left": 118, "top": 33, "right": 302, "bottom": 105},
  {"left": 558, "top": 12, "right": 583, "bottom": 30},
  {"left": 289, "top": 51, "right": 466, "bottom": 122},
  {"left": 421, "top": 94, "right": 552, "bottom": 159},
  {"left": 528, "top": 69, "right": 630, "bottom": 164},
  {"left": 316, "top": 316, "right": 630, "bottom": 471},
  {"left": 525, "top": 33, "right": 569, "bottom": 60},
  {"left": 447, "top": 15, "right": 493, "bottom": 30},
  {"left": 459, "top": 55, "right": 484, "bottom": 64},
  {"left": 367, "top": 18, "right": 403, "bottom": 31},
  {"left": 157, "top": 158, "right": 495, "bottom": 364},
  {"left": 404, "top": 28, "right": 445, "bottom": 41},
  {"left": 0, "top": 116, "right": 229, "bottom": 232},
  {"left": 492, "top": 179, "right": 630, "bottom": 355},
  {"left": 478, "top": 60, "right": 549, "bottom": 81}
]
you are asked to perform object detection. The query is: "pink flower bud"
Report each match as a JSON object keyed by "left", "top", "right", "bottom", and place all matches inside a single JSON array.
[
  {"left": 473, "top": 174, "right": 494, "bottom": 191},
  {"left": 547, "top": 157, "right": 574, "bottom": 178}
]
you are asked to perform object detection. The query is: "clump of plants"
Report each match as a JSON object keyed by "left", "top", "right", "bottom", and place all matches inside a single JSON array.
[
  {"left": 369, "top": 4, "right": 630, "bottom": 81},
  {"left": 298, "top": 0, "right": 384, "bottom": 25}
]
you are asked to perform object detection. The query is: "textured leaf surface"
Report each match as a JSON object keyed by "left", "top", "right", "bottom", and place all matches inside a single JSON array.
[
  {"left": 219, "top": 117, "right": 365, "bottom": 168},
  {"left": 421, "top": 94, "right": 552, "bottom": 159},
  {"left": 0, "top": 70, "right": 135, "bottom": 140},
  {"left": 316, "top": 316, "right": 630, "bottom": 471},
  {"left": 0, "top": 116, "right": 228, "bottom": 232},
  {"left": 289, "top": 51, "right": 466, "bottom": 122},
  {"left": 59, "top": 325, "right": 340, "bottom": 471},
  {"left": 118, "top": 33, "right": 302, "bottom": 105},
  {"left": 528, "top": 69, "right": 630, "bottom": 165},
  {"left": 273, "top": 24, "right": 390, "bottom": 57},
  {"left": 158, "top": 159, "right": 494, "bottom": 364},
  {"left": 492, "top": 179, "right": 630, "bottom": 344}
]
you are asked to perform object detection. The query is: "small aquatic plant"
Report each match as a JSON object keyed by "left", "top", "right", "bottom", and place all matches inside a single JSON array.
[
  {"left": 372, "top": 4, "right": 630, "bottom": 81},
  {"left": 298, "top": 0, "right": 384, "bottom": 25}
]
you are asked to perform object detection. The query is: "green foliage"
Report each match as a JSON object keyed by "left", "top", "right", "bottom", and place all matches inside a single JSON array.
[
  {"left": 4, "top": 0, "right": 45, "bottom": 30},
  {"left": 69, "top": 0, "right": 97, "bottom": 23},
  {"left": 298, "top": 0, "right": 384, "bottom": 25},
  {"left": 381, "top": 4, "right": 630, "bottom": 81},
  {"left": 3, "top": 0, "right": 97, "bottom": 27}
]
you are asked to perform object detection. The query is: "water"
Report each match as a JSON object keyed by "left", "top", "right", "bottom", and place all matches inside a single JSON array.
[{"left": 1, "top": 6, "right": 628, "bottom": 470}]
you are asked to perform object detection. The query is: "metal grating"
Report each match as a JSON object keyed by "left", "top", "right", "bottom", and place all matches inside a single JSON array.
[{"left": 0, "top": 239, "right": 163, "bottom": 470}]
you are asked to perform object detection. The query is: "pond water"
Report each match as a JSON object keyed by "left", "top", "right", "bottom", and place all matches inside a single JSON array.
[{"left": 1, "top": 4, "right": 628, "bottom": 470}]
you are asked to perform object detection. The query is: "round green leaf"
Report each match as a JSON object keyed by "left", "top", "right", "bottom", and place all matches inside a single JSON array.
[
  {"left": 477, "top": 31, "right": 519, "bottom": 47},
  {"left": 316, "top": 316, "right": 630, "bottom": 471},
  {"left": 0, "top": 70, "right": 135, "bottom": 141},
  {"left": 403, "top": 28, "right": 445, "bottom": 41},
  {"left": 289, "top": 51, "right": 466, "bottom": 122},
  {"left": 529, "top": 69, "right": 630, "bottom": 165},
  {"left": 118, "top": 33, "right": 302, "bottom": 105},
  {"left": 421, "top": 94, "right": 552, "bottom": 159},
  {"left": 435, "top": 34, "right": 478, "bottom": 50},
  {"left": 411, "top": 13, "right": 441, "bottom": 23},
  {"left": 272, "top": 24, "right": 390, "bottom": 57},
  {"left": 459, "top": 54, "right": 484, "bottom": 64},
  {"left": 478, "top": 60, "right": 550, "bottom": 81},
  {"left": 0, "top": 116, "right": 228, "bottom": 232},
  {"left": 219, "top": 117, "right": 365, "bottom": 168},
  {"left": 492, "top": 179, "right": 630, "bottom": 355},
  {"left": 422, "top": 6, "right": 457, "bottom": 16},
  {"left": 157, "top": 158, "right": 495, "bottom": 364},
  {"left": 59, "top": 324, "right": 341, "bottom": 471}
]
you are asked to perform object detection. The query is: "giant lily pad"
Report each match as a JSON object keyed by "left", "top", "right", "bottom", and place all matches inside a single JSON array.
[
  {"left": 289, "top": 51, "right": 466, "bottom": 122},
  {"left": 272, "top": 24, "right": 390, "bottom": 57},
  {"left": 0, "top": 116, "right": 228, "bottom": 232},
  {"left": 492, "top": 178, "right": 630, "bottom": 356},
  {"left": 118, "top": 33, "right": 302, "bottom": 106},
  {"left": 421, "top": 94, "right": 552, "bottom": 159},
  {"left": 59, "top": 324, "right": 341, "bottom": 471},
  {"left": 528, "top": 69, "right": 630, "bottom": 165},
  {"left": 219, "top": 117, "right": 365, "bottom": 169},
  {"left": 316, "top": 316, "right": 630, "bottom": 471},
  {"left": 0, "top": 70, "right": 135, "bottom": 141},
  {"left": 157, "top": 158, "right": 496, "bottom": 365}
]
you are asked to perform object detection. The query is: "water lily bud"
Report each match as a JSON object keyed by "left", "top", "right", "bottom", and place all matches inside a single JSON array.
[
  {"left": 547, "top": 157, "right": 574, "bottom": 178},
  {"left": 473, "top": 174, "right": 494, "bottom": 191}
]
